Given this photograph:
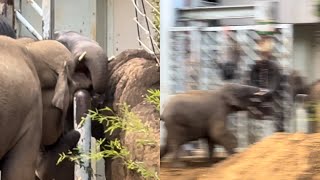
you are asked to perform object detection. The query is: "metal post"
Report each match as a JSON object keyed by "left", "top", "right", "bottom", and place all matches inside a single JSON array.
[
  {"left": 28, "top": 0, "right": 43, "bottom": 16},
  {"left": 15, "top": 10, "right": 43, "bottom": 40},
  {"left": 49, "top": 0, "right": 54, "bottom": 39},
  {"left": 42, "top": 0, "right": 50, "bottom": 39},
  {"left": 74, "top": 90, "right": 92, "bottom": 180}
]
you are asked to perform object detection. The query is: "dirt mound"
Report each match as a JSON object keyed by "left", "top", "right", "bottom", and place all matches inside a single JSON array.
[
  {"left": 198, "top": 133, "right": 320, "bottom": 180},
  {"left": 107, "top": 49, "right": 160, "bottom": 180}
]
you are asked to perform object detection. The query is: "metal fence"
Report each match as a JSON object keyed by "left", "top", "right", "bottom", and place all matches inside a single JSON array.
[{"left": 167, "top": 24, "right": 294, "bottom": 152}]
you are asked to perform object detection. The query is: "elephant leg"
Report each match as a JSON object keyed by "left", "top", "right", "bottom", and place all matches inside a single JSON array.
[
  {"left": 274, "top": 111, "right": 285, "bottom": 132},
  {"left": 207, "top": 139, "right": 214, "bottom": 163},
  {"left": 169, "top": 134, "right": 186, "bottom": 167},
  {"left": 211, "top": 130, "right": 237, "bottom": 156},
  {"left": 104, "top": 157, "right": 112, "bottom": 180},
  {"left": 2, "top": 128, "right": 40, "bottom": 180},
  {"left": 170, "top": 142, "right": 186, "bottom": 168},
  {"left": 160, "top": 136, "right": 170, "bottom": 159}
]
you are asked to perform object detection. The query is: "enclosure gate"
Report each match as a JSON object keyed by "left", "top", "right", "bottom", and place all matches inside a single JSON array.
[{"left": 167, "top": 24, "right": 294, "bottom": 152}]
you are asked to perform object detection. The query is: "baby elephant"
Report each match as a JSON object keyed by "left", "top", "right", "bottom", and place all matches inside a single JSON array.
[{"left": 160, "top": 83, "right": 271, "bottom": 167}]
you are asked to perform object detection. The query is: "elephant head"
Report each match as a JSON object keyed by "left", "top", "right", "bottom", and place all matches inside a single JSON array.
[
  {"left": 54, "top": 30, "right": 108, "bottom": 106},
  {"left": 222, "top": 83, "right": 272, "bottom": 118},
  {"left": 65, "top": 48, "right": 108, "bottom": 97}
]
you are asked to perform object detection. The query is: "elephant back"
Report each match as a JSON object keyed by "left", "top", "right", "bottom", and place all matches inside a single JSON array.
[{"left": 26, "top": 40, "right": 73, "bottom": 73}]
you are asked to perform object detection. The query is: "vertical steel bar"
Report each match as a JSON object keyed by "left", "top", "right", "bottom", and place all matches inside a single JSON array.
[
  {"left": 134, "top": 0, "right": 141, "bottom": 46},
  {"left": 42, "top": 0, "right": 50, "bottom": 39},
  {"left": 74, "top": 90, "right": 92, "bottom": 180},
  {"left": 50, "top": 0, "right": 54, "bottom": 39},
  {"left": 140, "top": 0, "right": 156, "bottom": 54}
]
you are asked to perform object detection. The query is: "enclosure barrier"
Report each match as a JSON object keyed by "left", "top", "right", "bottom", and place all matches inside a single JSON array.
[
  {"left": 13, "top": 0, "right": 54, "bottom": 39},
  {"left": 74, "top": 90, "right": 92, "bottom": 180}
]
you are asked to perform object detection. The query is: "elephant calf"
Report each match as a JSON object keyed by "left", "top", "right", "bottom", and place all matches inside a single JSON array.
[{"left": 160, "top": 83, "right": 271, "bottom": 167}]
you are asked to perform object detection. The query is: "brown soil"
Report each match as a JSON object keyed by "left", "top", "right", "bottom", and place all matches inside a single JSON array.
[
  {"left": 160, "top": 157, "right": 225, "bottom": 180},
  {"left": 161, "top": 133, "right": 320, "bottom": 180}
]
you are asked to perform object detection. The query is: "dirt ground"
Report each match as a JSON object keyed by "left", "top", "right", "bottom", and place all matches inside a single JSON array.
[
  {"left": 161, "top": 133, "right": 320, "bottom": 180},
  {"left": 160, "top": 157, "right": 225, "bottom": 180}
]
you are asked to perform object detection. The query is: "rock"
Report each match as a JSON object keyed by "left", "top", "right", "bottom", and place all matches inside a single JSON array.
[{"left": 106, "top": 49, "right": 160, "bottom": 180}]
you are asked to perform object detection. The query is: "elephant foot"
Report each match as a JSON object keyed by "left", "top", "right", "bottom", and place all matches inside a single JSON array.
[{"left": 171, "top": 161, "right": 186, "bottom": 168}]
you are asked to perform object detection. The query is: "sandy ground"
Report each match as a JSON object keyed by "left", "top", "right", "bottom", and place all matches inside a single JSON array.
[
  {"left": 161, "top": 133, "right": 320, "bottom": 180},
  {"left": 160, "top": 157, "right": 225, "bottom": 180}
]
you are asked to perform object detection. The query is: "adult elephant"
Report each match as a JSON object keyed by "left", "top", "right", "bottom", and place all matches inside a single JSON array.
[
  {"left": 0, "top": 35, "right": 42, "bottom": 180},
  {"left": 25, "top": 40, "right": 91, "bottom": 146},
  {"left": 54, "top": 30, "right": 108, "bottom": 139},
  {"left": 160, "top": 83, "right": 272, "bottom": 167},
  {"left": 24, "top": 38, "right": 108, "bottom": 179},
  {"left": 54, "top": 30, "right": 108, "bottom": 96},
  {"left": 18, "top": 39, "right": 106, "bottom": 180}
]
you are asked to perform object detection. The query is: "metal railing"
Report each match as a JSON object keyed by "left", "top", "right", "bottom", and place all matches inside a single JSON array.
[
  {"left": 14, "top": 0, "right": 54, "bottom": 40},
  {"left": 131, "top": 0, "right": 160, "bottom": 64}
]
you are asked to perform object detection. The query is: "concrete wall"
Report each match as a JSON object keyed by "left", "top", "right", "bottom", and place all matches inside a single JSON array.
[
  {"left": 278, "top": 0, "right": 320, "bottom": 24},
  {"left": 220, "top": 0, "right": 254, "bottom": 25},
  {"left": 15, "top": 0, "right": 97, "bottom": 39},
  {"left": 107, "top": 0, "right": 155, "bottom": 57},
  {"left": 292, "top": 24, "right": 319, "bottom": 83},
  {"left": 14, "top": 0, "right": 155, "bottom": 57}
]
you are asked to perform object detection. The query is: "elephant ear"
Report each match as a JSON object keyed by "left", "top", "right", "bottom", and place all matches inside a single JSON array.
[{"left": 52, "top": 63, "right": 70, "bottom": 111}]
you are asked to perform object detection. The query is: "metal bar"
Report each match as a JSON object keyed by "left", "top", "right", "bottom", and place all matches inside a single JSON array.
[
  {"left": 42, "top": 0, "right": 50, "bottom": 39},
  {"left": 74, "top": 90, "right": 92, "bottom": 180},
  {"left": 15, "top": 10, "right": 42, "bottom": 40},
  {"left": 144, "top": 0, "right": 159, "bottom": 15},
  {"left": 178, "top": 5, "right": 255, "bottom": 20},
  {"left": 50, "top": 0, "right": 55, "bottom": 39},
  {"left": 131, "top": 0, "right": 159, "bottom": 35},
  {"left": 137, "top": 37, "right": 154, "bottom": 54},
  {"left": 27, "top": 0, "right": 43, "bottom": 16},
  {"left": 134, "top": 0, "right": 141, "bottom": 46},
  {"left": 169, "top": 24, "right": 292, "bottom": 32},
  {"left": 3, "top": 0, "right": 8, "bottom": 17}
]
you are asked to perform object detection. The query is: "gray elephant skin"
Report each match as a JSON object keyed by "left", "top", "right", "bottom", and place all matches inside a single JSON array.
[
  {"left": 0, "top": 36, "right": 42, "bottom": 180},
  {"left": 54, "top": 30, "right": 108, "bottom": 96},
  {"left": 35, "top": 130, "right": 80, "bottom": 180},
  {"left": 24, "top": 39, "right": 108, "bottom": 179},
  {"left": 28, "top": 33, "right": 107, "bottom": 180},
  {"left": 54, "top": 30, "right": 108, "bottom": 140},
  {"left": 24, "top": 39, "right": 86, "bottom": 180},
  {"left": 160, "top": 83, "right": 271, "bottom": 166},
  {"left": 0, "top": 36, "right": 107, "bottom": 179}
]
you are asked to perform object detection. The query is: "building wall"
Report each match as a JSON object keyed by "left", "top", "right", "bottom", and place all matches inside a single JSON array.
[
  {"left": 292, "top": 24, "right": 319, "bottom": 83},
  {"left": 107, "top": 0, "right": 155, "bottom": 57},
  {"left": 15, "top": 0, "right": 155, "bottom": 57},
  {"left": 277, "top": 0, "right": 319, "bottom": 24},
  {"left": 220, "top": 0, "right": 254, "bottom": 25}
]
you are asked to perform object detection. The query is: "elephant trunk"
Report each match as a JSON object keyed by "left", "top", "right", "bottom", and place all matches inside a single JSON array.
[{"left": 84, "top": 57, "right": 108, "bottom": 94}]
